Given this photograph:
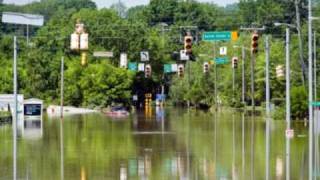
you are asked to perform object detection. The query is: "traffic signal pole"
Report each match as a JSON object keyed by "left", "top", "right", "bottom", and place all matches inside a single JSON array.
[{"left": 242, "top": 47, "right": 246, "bottom": 104}]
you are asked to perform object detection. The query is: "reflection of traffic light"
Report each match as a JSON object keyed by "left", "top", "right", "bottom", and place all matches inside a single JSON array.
[
  {"left": 203, "top": 62, "right": 209, "bottom": 73},
  {"left": 178, "top": 64, "right": 184, "bottom": 77},
  {"left": 232, "top": 57, "right": 238, "bottom": 69},
  {"left": 276, "top": 65, "right": 284, "bottom": 78},
  {"left": 145, "top": 64, "right": 152, "bottom": 78},
  {"left": 184, "top": 35, "right": 193, "bottom": 54},
  {"left": 251, "top": 31, "right": 259, "bottom": 54}
]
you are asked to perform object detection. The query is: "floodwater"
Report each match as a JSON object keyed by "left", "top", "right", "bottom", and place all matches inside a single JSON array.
[{"left": 0, "top": 107, "right": 319, "bottom": 179}]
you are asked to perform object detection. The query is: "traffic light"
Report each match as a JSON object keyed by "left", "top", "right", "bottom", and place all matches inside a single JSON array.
[
  {"left": 203, "top": 62, "right": 209, "bottom": 74},
  {"left": 184, "top": 34, "right": 193, "bottom": 54},
  {"left": 178, "top": 64, "right": 184, "bottom": 77},
  {"left": 232, "top": 57, "right": 238, "bottom": 69},
  {"left": 251, "top": 31, "right": 259, "bottom": 54},
  {"left": 145, "top": 64, "right": 152, "bottom": 78},
  {"left": 276, "top": 65, "right": 284, "bottom": 78}
]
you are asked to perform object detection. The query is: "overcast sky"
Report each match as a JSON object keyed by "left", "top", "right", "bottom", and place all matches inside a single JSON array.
[
  {"left": 93, "top": 0, "right": 238, "bottom": 8},
  {"left": 3, "top": 0, "right": 238, "bottom": 7}
]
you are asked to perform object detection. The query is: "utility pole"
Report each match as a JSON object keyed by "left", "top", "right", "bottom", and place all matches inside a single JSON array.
[
  {"left": 314, "top": 31, "right": 317, "bottom": 101},
  {"left": 13, "top": 36, "right": 17, "bottom": 180},
  {"left": 232, "top": 62, "right": 235, "bottom": 102},
  {"left": 60, "top": 56, "right": 64, "bottom": 118},
  {"left": 265, "top": 36, "right": 270, "bottom": 117},
  {"left": 295, "top": 0, "right": 307, "bottom": 85},
  {"left": 251, "top": 50, "right": 256, "bottom": 111},
  {"left": 285, "top": 27, "right": 291, "bottom": 180},
  {"left": 242, "top": 47, "right": 246, "bottom": 104},
  {"left": 308, "top": 0, "right": 313, "bottom": 179}
]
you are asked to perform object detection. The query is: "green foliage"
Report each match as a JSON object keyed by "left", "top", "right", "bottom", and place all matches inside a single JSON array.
[{"left": 291, "top": 86, "right": 308, "bottom": 119}]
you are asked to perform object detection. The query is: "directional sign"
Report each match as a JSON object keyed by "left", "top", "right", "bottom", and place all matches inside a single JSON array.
[
  {"left": 215, "top": 57, "right": 229, "bottom": 65},
  {"left": 312, "top": 101, "right": 320, "bottom": 107},
  {"left": 2, "top": 12, "right": 44, "bottom": 26},
  {"left": 203, "top": 31, "right": 238, "bottom": 41},
  {"left": 140, "top": 51, "right": 149, "bottom": 61},
  {"left": 93, "top": 51, "right": 114, "bottom": 58}
]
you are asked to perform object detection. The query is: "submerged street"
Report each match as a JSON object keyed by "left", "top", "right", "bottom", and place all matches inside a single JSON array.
[{"left": 0, "top": 108, "right": 318, "bottom": 179}]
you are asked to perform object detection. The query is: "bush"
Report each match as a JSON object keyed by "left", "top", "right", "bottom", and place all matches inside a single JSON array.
[{"left": 291, "top": 86, "right": 308, "bottom": 119}]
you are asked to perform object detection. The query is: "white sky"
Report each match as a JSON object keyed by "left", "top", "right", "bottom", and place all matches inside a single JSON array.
[
  {"left": 93, "top": 0, "right": 238, "bottom": 8},
  {"left": 2, "top": 0, "right": 238, "bottom": 7}
]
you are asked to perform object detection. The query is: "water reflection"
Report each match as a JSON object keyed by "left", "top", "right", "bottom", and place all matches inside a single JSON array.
[{"left": 0, "top": 108, "right": 313, "bottom": 179}]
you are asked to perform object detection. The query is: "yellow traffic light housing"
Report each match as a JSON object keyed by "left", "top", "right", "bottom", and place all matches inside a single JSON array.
[{"left": 251, "top": 32, "right": 259, "bottom": 54}]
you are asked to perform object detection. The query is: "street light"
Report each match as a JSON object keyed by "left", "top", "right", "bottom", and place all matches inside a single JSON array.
[{"left": 274, "top": 22, "right": 296, "bottom": 180}]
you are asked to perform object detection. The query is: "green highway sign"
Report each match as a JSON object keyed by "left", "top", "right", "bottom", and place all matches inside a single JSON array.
[
  {"left": 128, "top": 62, "right": 137, "bottom": 71},
  {"left": 312, "top": 101, "right": 320, "bottom": 107},
  {"left": 164, "top": 64, "right": 172, "bottom": 73},
  {"left": 203, "top": 31, "right": 238, "bottom": 41},
  {"left": 215, "top": 57, "right": 229, "bottom": 65}
]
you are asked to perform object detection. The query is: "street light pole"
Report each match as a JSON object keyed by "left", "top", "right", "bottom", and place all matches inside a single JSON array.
[
  {"left": 285, "top": 27, "right": 291, "bottom": 180},
  {"left": 265, "top": 36, "right": 270, "bottom": 117},
  {"left": 308, "top": 0, "right": 313, "bottom": 178},
  {"left": 13, "top": 35, "right": 17, "bottom": 180}
]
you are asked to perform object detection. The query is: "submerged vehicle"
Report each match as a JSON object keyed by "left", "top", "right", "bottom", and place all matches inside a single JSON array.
[{"left": 104, "top": 106, "right": 129, "bottom": 118}]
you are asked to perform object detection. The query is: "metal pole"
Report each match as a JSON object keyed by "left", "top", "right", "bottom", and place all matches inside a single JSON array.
[
  {"left": 26, "top": 24, "right": 29, "bottom": 46},
  {"left": 266, "top": 36, "right": 270, "bottom": 117},
  {"left": 314, "top": 31, "right": 317, "bottom": 101},
  {"left": 285, "top": 27, "right": 291, "bottom": 180},
  {"left": 266, "top": 117, "right": 270, "bottom": 180},
  {"left": 242, "top": 47, "right": 246, "bottom": 104},
  {"left": 13, "top": 35, "right": 17, "bottom": 180},
  {"left": 60, "top": 56, "right": 64, "bottom": 118},
  {"left": 286, "top": 28, "right": 291, "bottom": 126},
  {"left": 214, "top": 43, "right": 218, "bottom": 110},
  {"left": 251, "top": 51, "right": 255, "bottom": 111},
  {"left": 308, "top": 0, "right": 314, "bottom": 178},
  {"left": 295, "top": 0, "right": 307, "bottom": 85},
  {"left": 232, "top": 66, "right": 235, "bottom": 102}
]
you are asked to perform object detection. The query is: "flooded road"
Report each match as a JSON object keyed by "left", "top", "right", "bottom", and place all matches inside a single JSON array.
[{"left": 0, "top": 108, "right": 319, "bottom": 179}]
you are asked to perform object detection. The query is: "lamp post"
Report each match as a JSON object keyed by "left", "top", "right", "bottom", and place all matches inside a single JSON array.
[{"left": 274, "top": 22, "right": 297, "bottom": 180}]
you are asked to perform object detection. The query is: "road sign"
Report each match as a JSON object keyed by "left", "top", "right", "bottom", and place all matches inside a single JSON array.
[
  {"left": 93, "top": 51, "right": 113, "bottom": 57},
  {"left": 120, "top": 53, "right": 127, "bottom": 68},
  {"left": 2, "top": 12, "right": 44, "bottom": 26},
  {"left": 140, "top": 51, "right": 149, "bottom": 61},
  {"left": 164, "top": 64, "right": 172, "bottom": 73},
  {"left": 215, "top": 57, "right": 229, "bottom": 65},
  {"left": 138, "top": 63, "right": 145, "bottom": 71},
  {"left": 220, "top": 47, "right": 227, "bottom": 55},
  {"left": 202, "top": 31, "right": 238, "bottom": 41},
  {"left": 180, "top": 50, "right": 189, "bottom": 61},
  {"left": 286, "top": 129, "right": 294, "bottom": 139},
  {"left": 312, "top": 101, "right": 320, "bottom": 107},
  {"left": 128, "top": 62, "right": 137, "bottom": 71}
]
